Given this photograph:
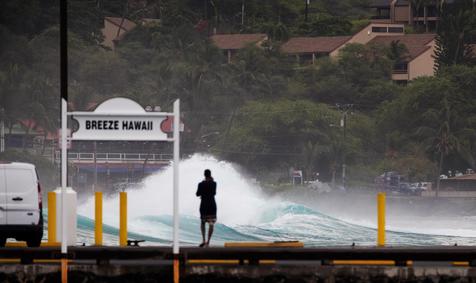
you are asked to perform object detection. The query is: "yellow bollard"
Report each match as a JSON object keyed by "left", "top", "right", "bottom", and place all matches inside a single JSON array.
[
  {"left": 119, "top": 192, "right": 127, "bottom": 246},
  {"left": 48, "top": 192, "right": 56, "bottom": 243},
  {"left": 95, "top": 192, "right": 103, "bottom": 246},
  {"left": 174, "top": 257, "right": 180, "bottom": 283},
  {"left": 377, "top": 192, "right": 386, "bottom": 246},
  {"left": 61, "top": 258, "right": 68, "bottom": 283}
]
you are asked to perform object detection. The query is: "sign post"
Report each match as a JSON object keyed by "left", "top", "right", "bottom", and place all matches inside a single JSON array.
[
  {"left": 67, "top": 97, "right": 181, "bottom": 250},
  {"left": 173, "top": 99, "right": 180, "bottom": 254},
  {"left": 61, "top": 99, "right": 68, "bottom": 254},
  {"left": 0, "top": 108, "right": 5, "bottom": 152},
  {"left": 59, "top": 1, "right": 68, "bottom": 282},
  {"left": 173, "top": 100, "right": 180, "bottom": 283}
]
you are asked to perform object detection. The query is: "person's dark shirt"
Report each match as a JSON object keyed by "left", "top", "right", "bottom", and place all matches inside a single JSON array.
[{"left": 196, "top": 179, "right": 216, "bottom": 202}]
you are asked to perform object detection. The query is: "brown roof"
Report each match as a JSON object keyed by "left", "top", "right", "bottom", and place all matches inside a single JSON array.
[
  {"left": 281, "top": 36, "right": 352, "bottom": 54},
  {"left": 210, "top": 34, "right": 267, "bottom": 50},
  {"left": 447, "top": 174, "right": 476, "bottom": 180},
  {"left": 369, "top": 34, "right": 435, "bottom": 60}
]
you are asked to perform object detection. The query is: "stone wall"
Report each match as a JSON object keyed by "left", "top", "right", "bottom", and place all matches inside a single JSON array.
[{"left": 0, "top": 263, "right": 475, "bottom": 283}]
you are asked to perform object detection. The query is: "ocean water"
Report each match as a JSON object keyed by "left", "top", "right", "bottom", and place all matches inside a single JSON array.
[{"left": 71, "top": 154, "right": 476, "bottom": 247}]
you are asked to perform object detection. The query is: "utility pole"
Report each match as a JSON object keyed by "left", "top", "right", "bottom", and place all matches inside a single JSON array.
[
  {"left": 341, "top": 112, "right": 347, "bottom": 190},
  {"left": 0, "top": 108, "right": 5, "bottom": 153},
  {"left": 241, "top": 0, "right": 245, "bottom": 26},
  {"left": 305, "top": 0, "right": 310, "bottom": 22},
  {"left": 337, "top": 104, "right": 353, "bottom": 190}
]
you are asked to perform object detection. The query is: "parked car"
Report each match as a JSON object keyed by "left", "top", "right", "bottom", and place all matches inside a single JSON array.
[
  {"left": 408, "top": 183, "right": 424, "bottom": 195},
  {"left": 375, "top": 171, "right": 403, "bottom": 191},
  {"left": 415, "top": 182, "right": 430, "bottom": 191},
  {"left": 398, "top": 182, "right": 413, "bottom": 194},
  {"left": 0, "top": 162, "right": 44, "bottom": 247}
]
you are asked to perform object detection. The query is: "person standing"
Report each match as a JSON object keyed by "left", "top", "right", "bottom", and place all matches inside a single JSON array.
[{"left": 196, "top": 169, "right": 217, "bottom": 247}]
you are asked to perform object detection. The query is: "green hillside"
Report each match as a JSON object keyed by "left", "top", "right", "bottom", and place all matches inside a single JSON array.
[{"left": 1, "top": 0, "right": 475, "bottom": 188}]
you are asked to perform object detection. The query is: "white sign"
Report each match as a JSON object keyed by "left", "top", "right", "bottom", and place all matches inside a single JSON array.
[{"left": 70, "top": 98, "right": 169, "bottom": 141}]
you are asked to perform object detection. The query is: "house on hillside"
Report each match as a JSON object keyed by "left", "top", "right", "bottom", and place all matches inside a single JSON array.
[
  {"left": 280, "top": 36, "right": 351, "bottom": 65},
  {"left": 370, "top": 0, "right": 456, "bottom": 31},
  {"left": 209, "top": 33, "right": 268, "bottom": 63},
  {"left": 368, "top": 34, "right": 435, "bottom": 81},
  {"left": 281, "top": 23, "right": 435, "bottom": 82},
  {"left": 281, "top": 23, "right": 404, "bottom": 63}
]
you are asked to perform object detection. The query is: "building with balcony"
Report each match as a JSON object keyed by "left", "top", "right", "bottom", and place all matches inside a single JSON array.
[
  {"left": 280, "top": 23, "right": 435, "bottom": 82},
  {"left": 370, "top": 0, "right": 450, "bottom": 31},
  {"left": 281, "top": 23, "right": 404, "bottom": 63},
  {"left": 280, "top": 36, "right": 352, "bottom": 65},
  {"left": 368, "top": 33, "right": 436, "bottom": 81},
  {"left": 66, "top": 150, "right": 172, "bottom": 192}
]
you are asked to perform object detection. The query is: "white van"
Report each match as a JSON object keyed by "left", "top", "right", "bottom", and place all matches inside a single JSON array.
[{"left": 0, "top": 162, "right": 44, "bottom": 247}]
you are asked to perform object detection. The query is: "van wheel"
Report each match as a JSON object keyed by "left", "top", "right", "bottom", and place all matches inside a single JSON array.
[
  {"left": 26, "top": 237, "right": 41, "bottom": 248},
  {"left": 0, "top": 237, "right": 6, "bottom": 247}
]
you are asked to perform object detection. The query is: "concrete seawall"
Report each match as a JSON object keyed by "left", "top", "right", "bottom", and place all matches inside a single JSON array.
[
  {"left": 2, "top": 246, "right": 476, "bottom": 282},
  {"left": 1, "top": 264, "right": 476, "bottom": 282}
]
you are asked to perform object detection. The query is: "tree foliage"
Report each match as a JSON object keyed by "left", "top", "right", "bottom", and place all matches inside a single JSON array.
[
  {"left": 1, "top": 0, "right": 476, "bottom": 187},
  {"left": 434, "top": 0, "right": 476, "bottom": 69}
]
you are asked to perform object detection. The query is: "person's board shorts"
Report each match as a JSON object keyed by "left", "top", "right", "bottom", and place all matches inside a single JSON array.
[{"left": 200, "top": 214, "right": 217, "bottom": 224}]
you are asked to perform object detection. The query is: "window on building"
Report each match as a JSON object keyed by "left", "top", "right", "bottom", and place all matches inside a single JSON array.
[
  {"left": 416, "top": 7, "right": 425, "bottom": 17},
  {"left": 298, "top": 53, "right": 315, "bottom": 65},
  {"left": 372, "top": 26, "right": 388, "bottom": 33},
  {"left": 315, "top": 52, "right": 329, "bottom": 58},
  {"left": 427, "top": 6, "right": 437, "bottom": 17},
  {"left": 388, "top": 27, "right": 404, "bottom": 33},
  {"left": 372, "top": 8, "right": 390, "bottom": 19},
  {"left": 393, "top": 62, "right": 408, "bottom": 73}
]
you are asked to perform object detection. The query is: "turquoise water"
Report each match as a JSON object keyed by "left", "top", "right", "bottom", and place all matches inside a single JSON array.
[
  {"left": 60, "top": 154, "right": 476, "bottom": 247},
  {"left": 65, "top": 202, "right": 476, "bottom": 246}
]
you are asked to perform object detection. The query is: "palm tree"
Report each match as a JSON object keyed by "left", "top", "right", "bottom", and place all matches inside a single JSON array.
[
  {"left": 21, "top": 73, "right": 58, "bottom": 154},
  {"left": 417, "top": 98, "right": 459, "bottom": 197},
  {"left": 301, "top": 141, "right": 320, "bottom": 182},
  {"left": 0, "top": 64, "right": 27, "bottom": 138},
  {"left": 434, "top": 0, "right": 476, "bottom": 69},
  {"left": 434, "top": 121, "right": 458, "bottom": 196},
  {"left": 455, "top": 127, "right": 476, "bottom": 175}
]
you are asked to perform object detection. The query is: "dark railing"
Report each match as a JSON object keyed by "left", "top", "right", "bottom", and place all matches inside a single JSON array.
[
  {"left": 1, "top": 246, "right": 476, "bottom": 266},
  {"left": 56, "top": 152, "right": 173, "bottom": 163},
  {"left": 392, "top": 70, "right": 408, "bottom": 74},
  {"left": 371, "top": 15, "right": 390, "bottom": 19},
  {"left": 393, "top": 63, "right": 408, "bottom": 74}
]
